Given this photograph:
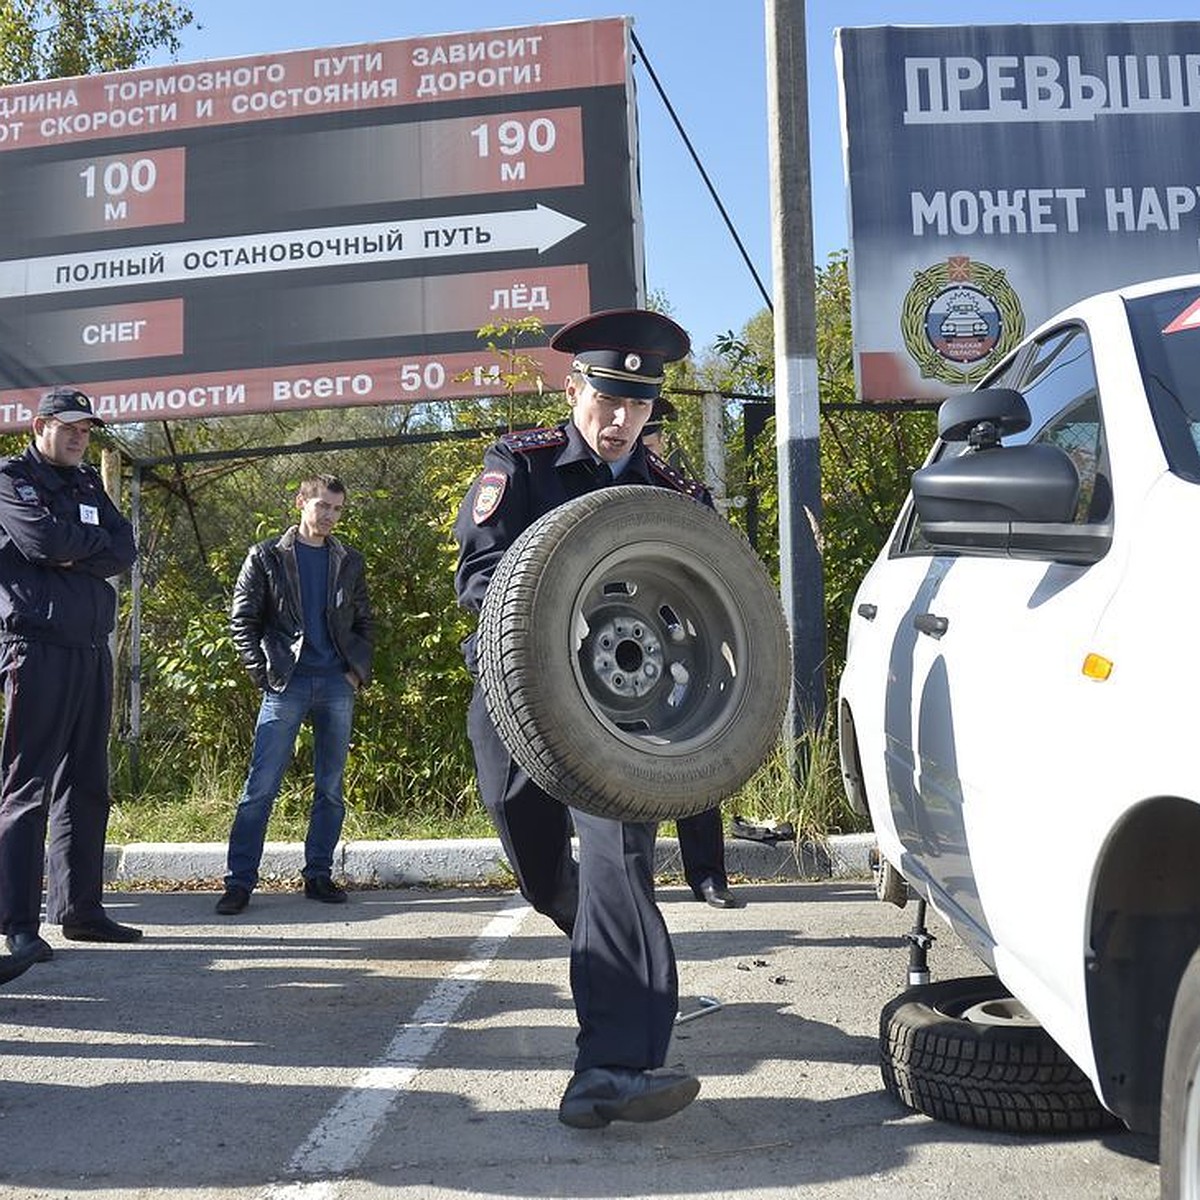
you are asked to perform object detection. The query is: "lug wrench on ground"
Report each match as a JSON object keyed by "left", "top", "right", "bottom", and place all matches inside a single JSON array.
[{"left": 675, "top": 995, "right": 723, "bottom": 1023}]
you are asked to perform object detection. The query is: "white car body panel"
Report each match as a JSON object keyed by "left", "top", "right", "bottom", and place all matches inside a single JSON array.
[{"left": 838, "top": 273, "right": 1200, "bottom": 1122}]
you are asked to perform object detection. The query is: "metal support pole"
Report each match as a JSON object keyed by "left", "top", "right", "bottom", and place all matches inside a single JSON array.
[
  {"left": 766, "top": 0, "right": 827, "bottom": 735},
  {"left": 701, "top": 392, "right": 726, "bottom": 508},
  {"left": 100, "top": 447, "right": 122, "bottom": 667},
  {"left": 129, "top": 463, "right": 142, "bottom": 792},
  {"left": 99, "top": 447, "right": 126, "bottom": 786}
]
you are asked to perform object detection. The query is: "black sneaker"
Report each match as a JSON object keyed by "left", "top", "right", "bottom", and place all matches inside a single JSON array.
[
  {"left": 304, "top": 875, "right": 348, "bottom": 904},
  {"left": 215, "top": 885, "right": 250, "bottom": 915}
]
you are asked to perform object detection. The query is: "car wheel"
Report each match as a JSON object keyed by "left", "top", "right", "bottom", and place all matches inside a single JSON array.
[
  {"left": 880, "top": 975, "right": 1119, "bottom": 1134},
  {"left": 1161, "top": 947, "right": 1200, "bottom": 1199},
  {"left": 477, "top": 485, "right": 791, "bottom": 822}
]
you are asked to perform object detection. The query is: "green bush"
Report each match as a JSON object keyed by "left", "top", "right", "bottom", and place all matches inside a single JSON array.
[{"left": 99, "top": 273, "right": 937, "bottom": 846}]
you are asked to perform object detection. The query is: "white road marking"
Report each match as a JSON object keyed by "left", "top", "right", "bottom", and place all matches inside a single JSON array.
[{"left": 261, "top": 898, "right": 530, "bottom": 1199}]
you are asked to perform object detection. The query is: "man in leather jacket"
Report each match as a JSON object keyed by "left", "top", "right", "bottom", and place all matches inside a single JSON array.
[
  {"left": 0, "top": 387, "right": 140, "bottom": 969},
  {"left": 216, "top": 474, "right": 374, "bottom": 915}
]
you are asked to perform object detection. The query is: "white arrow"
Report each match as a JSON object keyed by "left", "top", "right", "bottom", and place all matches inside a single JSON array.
[{"left": 0, "top": 204, "right": 588, "bottom": 298}]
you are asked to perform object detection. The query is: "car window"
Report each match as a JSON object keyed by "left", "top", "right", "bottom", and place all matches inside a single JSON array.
[
  {"left": 1032, "top": 394, "right": 1110, "bottom": 523},
  {"left": 1126, "top": 286, "right": 1200, "bottom": 482},
  {"left": 1012, "top": 327, "right": 1110, "bottom": 524},
  {"left": 896, "top": 324, "right": 1107, "bottom": 554},
  {"left": 1008, "top": 326, "right": 1095, "bottom": 446}
]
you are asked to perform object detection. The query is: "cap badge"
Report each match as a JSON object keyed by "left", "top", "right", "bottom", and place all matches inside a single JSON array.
[{"left": 624, "top": 353, "right": 641, "bottom": 372}]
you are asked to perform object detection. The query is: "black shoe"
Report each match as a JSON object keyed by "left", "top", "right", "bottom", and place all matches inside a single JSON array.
[
  {"left": 215, "top": 885, "right": 250, "bottom": 915},
  {"left": 730, "top": 813, "right": 796, "bottom": 843},
  {"left": 6, "top": 932, "right": 53, "bottom": 962},
  {"left": 61, "top": 916, "right": 143, "bottom": 943},
  {"left": 558, "top": 1066, "right": 700, "bottom": 1129},
  {"left": 0, "top": 950, "right": 35, "bottom": 985},
  {"left": 698, "top": 880, "right": 741, "bottom": 909},
  {"left": 304, "top": 875, "right": 347, "bottom": 904}
]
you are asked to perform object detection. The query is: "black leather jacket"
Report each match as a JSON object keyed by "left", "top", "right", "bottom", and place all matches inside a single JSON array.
[
  {"left": 0, "top": 443, "right": 136, "bottom": 647},
  {"left": 230, "top": 526, "right": 374, "bottom": 692}
]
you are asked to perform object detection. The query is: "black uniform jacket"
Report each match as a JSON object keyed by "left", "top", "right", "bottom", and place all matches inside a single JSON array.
[
  {"left": 230, "top": 526, "right": 374, "bottom": 692},
  {"left": 0, "top": 444, "right": 137, "bottom": 648},
  {"left": 454, "top": 419, "right": 710, "bottom": 623}
]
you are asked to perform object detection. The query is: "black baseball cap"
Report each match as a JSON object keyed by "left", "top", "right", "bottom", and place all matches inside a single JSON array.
[{"left": 37, "top": 388, "right": 103, "bottom": 425}]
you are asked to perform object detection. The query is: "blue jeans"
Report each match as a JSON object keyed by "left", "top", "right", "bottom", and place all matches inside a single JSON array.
[{"left": 224, "top": 672, "right": 356, "bottom": 890}]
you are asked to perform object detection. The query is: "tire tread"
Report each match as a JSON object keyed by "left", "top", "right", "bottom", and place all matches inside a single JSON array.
[
  {"left": 477, "top": 487, "right": 790, "bottom": 821},
  {"left": 879, "top": 977, "right": 1120, "bottom": 1135}
]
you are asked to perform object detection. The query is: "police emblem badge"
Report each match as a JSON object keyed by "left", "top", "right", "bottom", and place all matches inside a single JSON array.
[
  {"left": 472, "top": 470, "right": 507, "bottom": 524},
  {"left": 900, "top": 256, "right": 1025, "bottom": 386}
]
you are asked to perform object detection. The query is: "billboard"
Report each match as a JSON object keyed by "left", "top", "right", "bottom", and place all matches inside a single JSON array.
[
  {"left": 838, "top": 20, "right": 1200, "bottom": 401},
  {"left": 0, "top": 18, "right": 641, "bottom": 429}
]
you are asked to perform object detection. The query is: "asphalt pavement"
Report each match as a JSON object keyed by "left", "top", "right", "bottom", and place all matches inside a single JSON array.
[{"left": 0, "top": 854, "right": 1160, "bottom": 1200}]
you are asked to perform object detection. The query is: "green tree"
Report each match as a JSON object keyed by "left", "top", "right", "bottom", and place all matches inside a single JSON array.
[
  {"left": 706, "top": 251, "right": 937, "bottom": 690},
  {"left": 109, "top": 346, "right": 575, "bottom": 842},
  {"left": 0, "top": 0, "right": 194, "bottom": 84}
]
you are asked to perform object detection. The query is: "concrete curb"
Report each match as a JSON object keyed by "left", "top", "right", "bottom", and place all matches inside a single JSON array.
[{"left": 105, "top": 832, "right": 876, "bottom": 887}]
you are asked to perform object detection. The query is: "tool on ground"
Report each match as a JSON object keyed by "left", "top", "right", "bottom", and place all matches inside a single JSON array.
[{"left": 675, "top": 995, "right": 723, "bottom": 1024}]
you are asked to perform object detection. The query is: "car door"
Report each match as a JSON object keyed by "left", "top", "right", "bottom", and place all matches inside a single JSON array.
[{"left": 906, "top": 325, "right": 1127, "bottom": 997}]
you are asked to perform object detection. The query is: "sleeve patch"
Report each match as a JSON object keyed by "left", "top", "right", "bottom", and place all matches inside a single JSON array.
[
  {"left": 14, "top": 481, "right": 38, "bottom": 504},
  {"left": 472, "top": 470, "right": 508, "bottom": 524}
]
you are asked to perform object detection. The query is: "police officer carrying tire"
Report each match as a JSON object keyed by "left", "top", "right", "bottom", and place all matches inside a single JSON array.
[{"left": 454, "top": 309, "right": 712, "bottom": 1129}]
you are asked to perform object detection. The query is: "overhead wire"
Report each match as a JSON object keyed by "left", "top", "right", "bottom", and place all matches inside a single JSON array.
[{"left": 630, "top": 28, "right": 774, "bottom": 315}]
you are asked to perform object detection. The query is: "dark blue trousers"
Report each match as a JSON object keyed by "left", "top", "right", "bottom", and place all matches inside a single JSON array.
[
  {"left": 467, "top": 685, "right": 678, "bottom": 1071},
  {"left": 0, "top": 640, "right": 113, "bottom": 935},
  {"left": 676, "top": 805, "right": 727, "bottom": 896}
]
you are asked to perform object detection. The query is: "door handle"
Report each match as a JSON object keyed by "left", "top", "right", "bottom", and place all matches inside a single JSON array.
[
  {"left": 913, "top": 613, "right": 949, "bottom": 639},
  {"left": 857, "top": 603, "right": 878, "bottom": 621}
]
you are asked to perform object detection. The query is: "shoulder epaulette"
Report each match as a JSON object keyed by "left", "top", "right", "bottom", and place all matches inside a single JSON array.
[
  {"left": 647, "top": 449, "right": 708, "bottom": 501},
  {"left": 500, "top": 426, "right": 568, "bottom": 453}
]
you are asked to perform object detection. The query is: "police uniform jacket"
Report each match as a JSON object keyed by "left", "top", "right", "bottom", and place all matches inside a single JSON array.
[
  {"left": 0, "top": 443, "right": 136, "bottom": 648},
  {"left": 230, "top": 526, "right": 374, "bottom": 693},
  {"left": 454, "top": 419, "right": 709, "bottom": 621}
]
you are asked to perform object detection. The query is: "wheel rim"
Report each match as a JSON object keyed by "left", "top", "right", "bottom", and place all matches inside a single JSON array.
[
  {"left": 1182, "top": 1044, "right": 1200, "bottom": 1200},
  {"left": 945, "top": 994, "right": 1040, "bottom": 1029},
  {"left": 568, "top": 541, "right": 750, "bottom": 749}
]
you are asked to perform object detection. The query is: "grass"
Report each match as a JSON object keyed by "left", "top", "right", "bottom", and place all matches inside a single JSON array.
[
  {"left": 104, "top": 715, "right": 864, "bottom": 847},
  {"left": 106, "top": 785, "right": 498, "bottom": 844},
  {"left": 724, "top": 711, "right": 870, "bottom": 848}
]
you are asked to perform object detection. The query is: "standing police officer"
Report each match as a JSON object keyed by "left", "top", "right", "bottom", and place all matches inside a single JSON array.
[
  {"left": 641, "top": 399, "right": 740, "bottom": 910},
  {"left": 0, "top": 388, "right": 140, "bottom": 967},
  {"left": 454, "top": 309, "right": 707, "bottom": 1129}
]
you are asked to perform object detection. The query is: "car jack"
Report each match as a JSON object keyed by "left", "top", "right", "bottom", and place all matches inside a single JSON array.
[{"left": 904, "top": 897, "right": 936, "bottom": 987}]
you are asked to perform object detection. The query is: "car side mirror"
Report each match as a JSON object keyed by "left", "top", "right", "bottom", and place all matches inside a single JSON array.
[
  {"left": 937, "top": 387, "right": 1032, "bottom": 445},
  {"left": 909, "top": 386, "right": 1113, "bottom": 564},
  {"left": 913, "top": 443, "right": 1080, "bottom": 526},
  {"left": 912, "top": 444, "right": 1112, "bottom": 564}
]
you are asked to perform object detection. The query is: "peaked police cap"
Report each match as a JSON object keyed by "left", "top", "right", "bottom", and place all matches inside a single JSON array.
[{"left": 550, "top": 308, "right": 690, "bottom": 401}]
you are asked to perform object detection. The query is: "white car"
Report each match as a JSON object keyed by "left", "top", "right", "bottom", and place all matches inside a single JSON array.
[{"left": 838, "top": 273, "right": 1200, "bottom": 1195}]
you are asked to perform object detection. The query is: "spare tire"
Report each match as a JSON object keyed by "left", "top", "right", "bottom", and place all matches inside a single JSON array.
[
  {"left": 880, "top": 975, "right": 1119, "bottom": 1134},
  {"left": 477, "top": 485, "right": 790, "bottom": 821}
]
